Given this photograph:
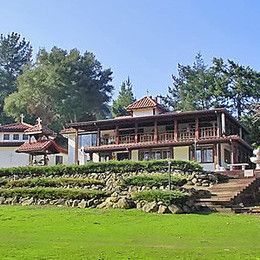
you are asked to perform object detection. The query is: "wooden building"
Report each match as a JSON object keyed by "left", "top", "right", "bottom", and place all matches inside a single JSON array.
[{"left": 64, "top": 96, "right": 252, "bottom": 171}]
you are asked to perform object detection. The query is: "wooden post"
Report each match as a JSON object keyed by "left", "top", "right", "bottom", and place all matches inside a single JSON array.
[
  {"left": 154, "top": 120, "right": 158, "bottom": 142},
  {"left": 74, "top": 128, "right": 79, "bottom": 164},
  {"left": 195, "top": 117, "right": 199, "bottom": 140},
  {"left": 216, "top": 113, "right": 221, "bottom": 137},
  {"left": 174, "top": 118, "right": 178, "bottom": 141},
  {"left": 115, "top": 125, "right": 119, "bottom": 144},
  {"left": 97, "top": 128, "right": 100, "bottom": 146},
  {"left": 134, "top": 122, "right": 138, "bottom": 143},
  {"left": 221, "top": 112, "right": 226, "bottom": 135}
]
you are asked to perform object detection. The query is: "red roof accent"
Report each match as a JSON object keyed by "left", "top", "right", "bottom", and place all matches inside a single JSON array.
[
  {"left": 0, "top": 122, "right": 32, "bottom": 132},
  {"left": 127, "top": 96, "right": 158, "bottom": 110},
  {"left": 25, "top": 124, "right": 54, "bottom": 136},
  {"left": 16, "top": 140, "right": 67, "bottom": 155}
]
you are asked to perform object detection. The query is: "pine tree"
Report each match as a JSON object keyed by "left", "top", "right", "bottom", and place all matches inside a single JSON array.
[{"left": 112, "top": 77, "right": 136, "bottom": 117}]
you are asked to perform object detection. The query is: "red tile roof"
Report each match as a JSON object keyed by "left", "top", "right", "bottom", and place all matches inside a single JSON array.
[
  {"left": 25, "top": 124, "right": 54, "bottom": 136},
  {"left": 0, "top": 122, "right": 32, "bottom": 132},
  {"left": 127, "top": 96, "right": 158, "bottom": 110},
  {"left": 16, "top": 140, "right": 67, "bottom": 155}
]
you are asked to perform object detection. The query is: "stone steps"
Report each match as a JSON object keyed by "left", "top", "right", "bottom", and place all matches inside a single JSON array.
[{"left": 195, "top": 177, "right": 258, "bottom": 211}]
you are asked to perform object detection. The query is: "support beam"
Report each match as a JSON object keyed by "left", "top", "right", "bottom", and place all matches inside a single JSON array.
[
  {"left": 221, "top": 112, "right": 226, "bottom": 135},
  {"left": 74, "top": 129, "right": 79, "bottom": 165},
  {"left": 115, "top": 125, "right": 119, "bottom": 145},
  {"left": 154, "top": 120, "right": 158, "bottom": 142},
  {"left": 174, "top": 119, "right": 178, "bottom": 141},
  {"left": 134, "top": 122, "right": 138, "bottom": 143},
  {"left": 97, "top": 128, "right": 100, "bottom": 146},
  {"left": 195, "top": 117, "right": 199, "bottom": 140}
]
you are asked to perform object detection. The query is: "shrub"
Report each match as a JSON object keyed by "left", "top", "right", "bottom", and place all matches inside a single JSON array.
[
  {"left": 123, "top": 174, "right": 187, "bottom": 187},
  {"left": 0, "top": 187, "right": 107, "bottom": 200},
  {"left": 0, "top": 160, "right": 202, "bottom": 177},
  {"left": 132, "top": 190, "right": 189, "bottom": 206},
  {"left": 1, "top": 178, "right": 104, "bottom": 188}
]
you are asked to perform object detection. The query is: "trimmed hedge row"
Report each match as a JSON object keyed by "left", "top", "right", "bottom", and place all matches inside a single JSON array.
[
  {"left": 123, "top": 175, "right": 187, "bottom": 187},
  {"left": 132, "top": 190, "right": 189, "bottom": 206},
  {"left": 0, "top": 188, "right": 107, "bottom": 200},
  {"left": 0, "top": 160, "right": 202, "bottom": 177},
  {"left": 0, "top": 178, "right": 104, "bottom": 188}
]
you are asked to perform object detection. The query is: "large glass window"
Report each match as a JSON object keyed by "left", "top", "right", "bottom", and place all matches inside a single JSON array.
[
  {"left": 13, "top": 134, "right": 19, "bottom": 140},
  {"left": 139, "top": 149, "right": 172, "bottom": 161},
  {"left": 79, "top": 133, "right": 97, "bottom": 147},
  {"left": 195, "top": 148, "right": 213, "bottom": 163}
]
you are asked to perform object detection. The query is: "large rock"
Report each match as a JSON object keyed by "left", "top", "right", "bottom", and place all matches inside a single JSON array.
[
  {"left": 0, "top": 197, "right": 5, "bottom": 205},
  {"left": 114, "top": 197, "right": 135, "bottom": 209},
  {"left": 96, "top": 201, "right": 113, "bottom": 209},
  {"left": 78, "top": 199, "right": 87, "bottom": 208},
  {"left": 168, "top": 205, "right": 183, "bottom": 214},
  {"left": 142, "top": 201, "right": 159, "bottom": 213},
  {"left": 72, "top": 199, "right": 80, "bottom": 207},
  {"left": 158, "top": 205, "right": 169, "bottom": 214},
  {"left": 22, "top": 197, "right": 34, "bottom": 206}
]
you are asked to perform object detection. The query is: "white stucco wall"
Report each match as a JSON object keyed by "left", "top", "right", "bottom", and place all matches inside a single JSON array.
[
  {"left": 132, "top": 108, "right": 160, "bottom": 117},
  {"left": 0, "top": 147, "right": 30, "bottom": 168}
]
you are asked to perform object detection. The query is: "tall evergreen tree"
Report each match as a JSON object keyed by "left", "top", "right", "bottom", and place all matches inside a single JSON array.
[
  {"left": 0, "top": 32, "right": 32, "bottom": 123},
  {"left": 4, "top": 47, "right": 113, "bottom": 130},
  {"left": 112, "top": 77, "right": 135, "bottom": 117}
]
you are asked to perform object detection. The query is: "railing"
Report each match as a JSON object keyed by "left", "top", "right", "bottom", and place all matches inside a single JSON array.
[
  {"left": 139, "top": 133, "right": 154, "bottom": 143},
  {"left": 178, "top": 129, "right": 195, "bottom": 141},
  {"left": 119, "top": 134, "right": 135, "bottom": 144},
  {"left": 100, "top": 136, "right": 115, "bottom": 145},
  {"left": 200, "top": 127, "right": 217, "bottom": 139},
  {"left": 158, "top": 132, "right": 174, "bottom": 142}
]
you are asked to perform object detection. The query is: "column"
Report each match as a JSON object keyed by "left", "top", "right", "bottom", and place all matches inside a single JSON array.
[
  {"left": 97, "top": 128, "right": 100, "bottom": 146},
  {"left": 221, "top": 113, "right": 226, "bottom": 135},
  {"left": 195, "top": 117, "right": 199, "bottom": 140},
  {"left": 74, "top": 128, "right": 79, "bottom": 164},
  {"left": 154, "top": 120, "right": 158, "bottom": 142},
  {"left": 216, "top": 113, "right": 221, "bottom": 137},
  {"left": 174, "top": 118, "right": 178, "bottom": 141},
  {"left": 115, "top": 125, "right": 119, "bottom": 144},
  {"left": 135, "top": 122, "right": 138, "bottom": 143}
]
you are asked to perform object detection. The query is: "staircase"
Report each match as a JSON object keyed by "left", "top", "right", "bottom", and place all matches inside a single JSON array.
[{"left": 196, "top": 177, "right": 259, "bottom": 212}]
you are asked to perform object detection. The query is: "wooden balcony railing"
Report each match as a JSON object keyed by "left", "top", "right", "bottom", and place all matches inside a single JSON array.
[
  {"left": 100, "top": 136, "right": 115, "bottom": 145},
  {"left": 119, "top": 134, "right": 135, "bottom": 144},
  {"left": 200, "top": 127, "right": 217, "bottom": 139},
  {"left": 139, "top": 133, "right": 154, "bottom": 143},
  {"left": 178, "top": 129, "right": 195, "bottom": 141},
  {"left": 158, "top": 132, "right": 174, "bottom": 142}
]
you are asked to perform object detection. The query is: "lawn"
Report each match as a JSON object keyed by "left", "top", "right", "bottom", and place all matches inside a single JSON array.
[{"left": 0, "top": 206, "right": 259, "bottom": 260}]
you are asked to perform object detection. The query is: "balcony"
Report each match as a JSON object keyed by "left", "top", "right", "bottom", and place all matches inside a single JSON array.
[
  {"left": 200, "top": 127, "right": 217, "bottom": 139},
  {"left": 178, "top": 129, "right": 195, "bottom": 141},
  {"left": 158, "top": 131, "right": 174, "bottom": 142},
  {"left": 119, "top": 134, "right": 135, "bottom": 144},
  {"left": 138, "top": 133, "right": 154, "bottom": 143}
]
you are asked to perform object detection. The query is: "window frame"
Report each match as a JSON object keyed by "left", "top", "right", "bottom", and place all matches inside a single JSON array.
[{"left": 3, "top": 134, "right": 10, "bottom": 141}]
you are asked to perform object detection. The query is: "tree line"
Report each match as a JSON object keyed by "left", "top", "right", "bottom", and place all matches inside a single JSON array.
[{"left": 0, "top": 32, "right": 259, "bottom": 145}]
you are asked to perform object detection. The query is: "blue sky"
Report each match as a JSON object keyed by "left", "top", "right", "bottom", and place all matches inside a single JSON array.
[{"left": 0, "top": 0, "right": 260, "bottom": 99}]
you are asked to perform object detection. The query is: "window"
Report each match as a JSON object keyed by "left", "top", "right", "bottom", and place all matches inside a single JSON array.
[
  {"left": 55, "top": 155, "right": 63, "bottom": 165},
  {"left": 23, "top": 134, "right": 29, "bottom": 140},
  {"left": 139, "top": 149, "right": 172, "bottom": 161},
  {"left": 3, "top": 134, "right": 10, "bottom": 140},
  {"left": 195, "top": 148, "right": 213, "bottom": 163},
  {"left": 79, "top": 133, "right": 97, "bottom": 147},
  {"left": 224, "top": 149, "right": 231, "bottom": 164},
  {"left": 13, "top": 134, "right": 19, "bottom": 140}
]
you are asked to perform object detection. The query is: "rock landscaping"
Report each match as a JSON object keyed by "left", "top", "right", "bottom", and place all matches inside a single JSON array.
[{"left": 0, "top": 160, "right": 220, "bottom": 214}]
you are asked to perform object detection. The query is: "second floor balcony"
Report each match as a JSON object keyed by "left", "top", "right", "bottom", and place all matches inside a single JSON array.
[{"left": 99, "top": 126, "right": 219, "bottom": 146}]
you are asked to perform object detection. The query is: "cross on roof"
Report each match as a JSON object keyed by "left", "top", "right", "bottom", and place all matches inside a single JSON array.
[
  {"left": 20, "top": 114, "right": 24, "bottom": 123},
  {"left": 36, "top": 117, "right": 42, "bottom": 125}
]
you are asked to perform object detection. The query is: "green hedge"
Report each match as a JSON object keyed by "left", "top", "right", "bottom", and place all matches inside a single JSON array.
[
  {"left": 123, "top": 175, "right": 187, "bottom": 187},
  {"left": 0, "top": 160, "right": 202, "bottom": 177},
  {"left": 0, "top": 187, "right": 107, "bottom": 200},
  {"left": 0, "top": 178, "right": 104, "bottom": 188},
  {"left": 132, "top": 190, "right": 189, "bottom": 206}
]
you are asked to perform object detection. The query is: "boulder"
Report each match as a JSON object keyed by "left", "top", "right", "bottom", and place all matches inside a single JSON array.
[
  {"left": 168, "top": 205, "right": 183, "bottom": 214},
  {"left": 0, "top": 197, "right": 5, "bottom": 205},
  {"left": 158, "top": 205, "right": 169, "bottom": 214},
  {"left": 142, "top": 201, "right": 159, "bottom": 213},
  {"left": 115, "top": 197, "right": 135, "bottom": 209},
  {"left": 96, "top": 201, "right": 113, "bottom": 209},
  {"left": 22, "top": 197, "right": 34, "bottom": 206},
  {"left": 78, "top": 199, "right": 87, "bottom": 209},
  {"left": 72, "top": 199, "right": 80, "bottom": 207}
]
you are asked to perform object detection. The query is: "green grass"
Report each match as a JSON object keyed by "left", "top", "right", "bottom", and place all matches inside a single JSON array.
[{"left": 0, "top": 206, "right": 259, "bottom": 259}]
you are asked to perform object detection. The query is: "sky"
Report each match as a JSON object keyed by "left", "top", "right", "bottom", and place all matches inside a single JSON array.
[{"left": 0, "top": 0, "right": 260, "bottom": 99}]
